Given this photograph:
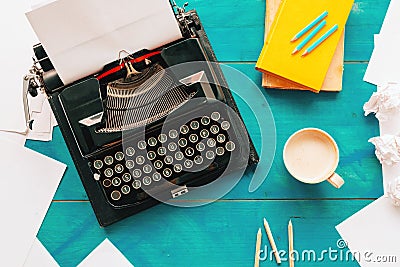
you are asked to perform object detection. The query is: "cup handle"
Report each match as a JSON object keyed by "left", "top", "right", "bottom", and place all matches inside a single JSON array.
[{"left": 327, "top": 173, "right": 344, "bottom": 188}]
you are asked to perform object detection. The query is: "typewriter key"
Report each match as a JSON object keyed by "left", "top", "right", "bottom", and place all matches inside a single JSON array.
[
  {"left": 184, "top": 160, "right": 193, "bottom": 169},
  {"left": 175, "top": 151, "right": 184, "bottom": 161},
  {"left": 216, "top": 147, "right": 225, "bottom": 156},
  {"left": 121, "top": 185, "right": 130, "bottom": 195},
  {"left": 221, "top": 121, "right": 231, "bottom": 131},
  {"left": 211, "top": 112, "right": 221, "bottom": 121},
  {"left": 163, "top": 168, "right": 172, "bottom": 178},
  {"left": 158, "top": 134, "right": 168, "bottom": 143},
  {"left": 196, "top": 142, "right": 206, "bottom": 152},
  {"left": 111, "top": 190, "right": 121, "bottom": 201},
  {"left": 148, "top": 137, "right": 157, "bottom": 147},
  {"left": 147, "top": 151, "right": 156, "bottom": 161},
  {"left": 190, "top": 120, "right": 200, "bottom": 130},
  {"left": 185, "top": 147, "right": 195, "bottom": 157},
  {"left": 154, "top": 160, "right": 163, "bottom": 170},
  {"left": 194, "top": 155, "right": 204, "bottom": 165},
  {"left": 122, "top": 173, "right": 132, "bottom": 182},
  {"left": 217, "top": 134, "right": 226, "bottom": 143},
  {"left": 210, "top": 125, "right": 220, "bottom": 135},
  {"left": 136, "top": 156, "right": 145, "bottom": 165},
  {"left": 125, "top": 147, "right": 135, "bottom": 157},
  {"left": 104, "top": 156, "right": 114, "bottom": 165},
  {"left": 157, "top": 147, "right": 167, "bottom": 156},
  {"left": 132, "top": 180, "right": 141, "bottom": 189},
  {"left": 189, "top": 134, "right": 199, "bottom": 143},
  {"left": 143, "top": 176, "right": 152, "bottom": 186},
  {"left": 201, "top": 116, "right": 211, "bottom": 126},
  {"left": 200, "top": 129, "right": 209, "bottom": 139},
  {"left": 169, "top": 129, "right": 179, "bottom": 139},
  {"left": 94, "top": 173, "right": 101, "bottom": 181},
  {"left": 225, "top": 141, "right": 236, "bottom": 152},
  {"left": 164, "top": 155, "right": 174, "bottom": 165},
  {"left": 115, "top": 152, "right": 124, "bottom": 161},
  {"left": 112, "top": 177, "right": 122, "bottom": 187},
  {"left": 104, "top": 168, "right": 114, "bottom": 178},
  {"left": 152, "top": 172, "right": 162, "bottom": 182},
  {"left": 103, "top": 179, "right": 112, "bottom": 188},
  {"left": 125, "top": 160, "right": 135, "bottom": 169},
  {"left": 178, "top": 138, "right": 188, "bottom": 148},
  {"left": 115, "top": 164, "right": 124, "bottom": 174},
  {"left": 138, "top": 140, "right": 147, "bottom": 150},
  {"left": 143, "top": 164, "right": 152, "bottom": 174},
  {"left": 174, "top": 164, "right": 183, "bottom": 173},
  {"left": 132, "top": 169, "right": 142, "bottom": 178},
  {"left": 206, "top": 150, "right": 215, "bottom": 160},
  {"left": 207, "top": 138, "right": 216, "bottom": 148},
  {"left": 93, "top": 160, "right": 103, "bottom": 170},
  {"left": 180, "top": 125, "right": 189, "bottom": 135},
  {"left": 168, "top": 142, "right": 178, "bottom": 152}
]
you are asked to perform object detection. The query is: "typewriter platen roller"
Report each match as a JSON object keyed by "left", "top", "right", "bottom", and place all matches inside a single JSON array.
[{"left": 32, "top": 6, "right": 259, "bottom": 226}]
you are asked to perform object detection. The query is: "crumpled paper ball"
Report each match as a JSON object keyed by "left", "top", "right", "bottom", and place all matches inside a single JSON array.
[
  {"left": 387, "top": 177, "right": 400, "bottom": 207},
  {"left": 363, "top": 83, "right": 400, "bottom": 121},
  {"left": 369, "top": 134, "right": 400, "bottom": 165}
]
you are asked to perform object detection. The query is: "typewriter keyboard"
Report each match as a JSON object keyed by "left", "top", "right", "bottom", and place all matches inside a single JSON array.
[{"left": 89, "top": 111, "right": 236, "bottom": 207}]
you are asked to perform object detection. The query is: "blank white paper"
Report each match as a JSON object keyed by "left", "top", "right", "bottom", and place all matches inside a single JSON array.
[
  {"left": 336, "top": 196, "right": 400, "bottom": 267},
  {"left": 77, "top": 239, "right": 134, "bottom": 267},
  {"left": 0, "top": 139, "right": 66, "bottom": 267},
  {"left": 0, "top": 131, "right": 27, "bottom": 146},
  {"left": 23, "top": 238, "right": 59, "bottom": 267},
  {"left": 26, "top": 0, "right": 183, "bottom": 85}
]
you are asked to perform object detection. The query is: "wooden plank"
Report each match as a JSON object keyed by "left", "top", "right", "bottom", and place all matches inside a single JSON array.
[{"left": 39, "top": 200, "right": 371, "bottom": 266}]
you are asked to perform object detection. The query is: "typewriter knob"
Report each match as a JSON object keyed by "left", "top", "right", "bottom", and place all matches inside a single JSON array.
[
  {"left": 103, "top": 179, "right": 112, "bottom": 188},
  {"left": 221, "top": 121, "right": 231, "bottom": 131},
  {"left": 122, "top": 173, "right": 132, "bottom": 182},
  {"left": 175, "top": 151, "right": 184, "bottom": 161},
  {"left": 121, "top": 185, "right": 130, "bottom": 195},
  {"left": 143, "top": 176, "right": 152, "bottom": 186},
  {"left": 174, "top": 164, "right": 183, "bottom": 173},
  {"left": 225, "top": 141, "right": 236, "bottom": 152},
  {"left": 111, "top": 191, "right": 121, "bottom": 201},
  {"left": 28, "top": 78, "right": 39, "bottom": 97},
  {"left": 196, "top": 142, "right": 206, "bottom": 152},
  {"left": 217, "top": 134, "right": 226, "bottom": 143},
  {"left": 112, "top": 177, "right": 122, "bottom": 187},
  {"left": 152, "top": 172, "right": 162, "bottom": 182},
  {"left": 206, "top": 150, "right": 215, "bottom": 160},
  {"left": 216, "top": 147, "right": 225, "bottom": 156},
  {"left": 132, "top": 180, "right": 141, "bottom": 190},
  {"left": 194, "top": 155, "right": 204, "bottom": 165}
]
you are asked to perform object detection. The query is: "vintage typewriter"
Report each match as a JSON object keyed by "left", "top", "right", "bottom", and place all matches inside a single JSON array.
[{"left": 26, "top": 2, "right": 259, "bottom": 226}]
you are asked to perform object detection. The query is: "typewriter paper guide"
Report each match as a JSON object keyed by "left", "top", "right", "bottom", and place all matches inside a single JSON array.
[{"left": 26, "top": 0, "right": 183, "bottom": 85}]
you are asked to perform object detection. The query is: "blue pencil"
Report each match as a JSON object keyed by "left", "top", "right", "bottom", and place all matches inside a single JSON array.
[
  {"left": 292, "top": 20, "right": 326, "bottom": 55},
  {"left": 291, "top": 11, "right": 328, "bottom": 42},
  {"left": 302, "top": 24, "right": 339, "bottom": 57}
]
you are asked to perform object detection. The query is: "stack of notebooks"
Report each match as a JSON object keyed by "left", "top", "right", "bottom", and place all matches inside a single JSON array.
[{"left": 256, "top": 0, "right": 354, "bottom": 93}]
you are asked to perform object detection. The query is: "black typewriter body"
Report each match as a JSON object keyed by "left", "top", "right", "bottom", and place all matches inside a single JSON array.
[{"left": 33, "top": 7, "right": 259, "bottom": 226}]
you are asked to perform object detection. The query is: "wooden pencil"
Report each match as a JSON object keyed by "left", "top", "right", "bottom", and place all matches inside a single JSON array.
[
  {"left": 288, "top": 220, "right": 294, "bottom": 267},
  {"left": 254, "top": 228, "right": 262, "bottom": 267},
  {"left": 263, "top": 218, "right": 282, "bottom": 264}
]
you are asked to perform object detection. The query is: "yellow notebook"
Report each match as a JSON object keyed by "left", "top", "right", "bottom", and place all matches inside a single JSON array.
[{"left": 256, "top": 0, "right": 353, "bottom": 91}]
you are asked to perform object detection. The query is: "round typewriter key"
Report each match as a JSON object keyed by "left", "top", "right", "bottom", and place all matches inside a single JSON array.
[
  {"left": 216, "top": 147, "right": 225, "bottom": 156},
  {"left": 112, "top": 177, "right": 122, "bottom": 187},
  {"left": 111, "top": 190, "right": 121, "bottom": 201},
  {"left": 189, "top": 134, "right": 199, "bottom": 143},
  {"left": 169, "top": 129, "right": 178, "bottom": 139},
  {"left": 194, "top": 155, "right": 204, "bottom": 165},
  {"left": 196, "top": 142, "right": 206, "bottom": 152},
  {"left": 93, "top": 160, "right": 103, "bottom": 170},
  {"left": 104, "top": 168, "right": 114, "bottom": 178},
  {"left": 178, "top": 138, "right": 187, "bottom": 148},
  {"left": 104, "top": 156, "right": 114, "bottom": 165},
  {"left": 168, "top": 142, "right": 178, "bottom": 152},
  {"left": 132, "top": 180, "right": 141, "bottom": 189},
  {"left": 103, "top": 179, "right": 112, "bottom": 188},
  {"left": 207, "top": 138, "right": 216, "bottom": 148},
  {"left": 133, "top": 169, "right": 142, "bottom": 178},
  {"left": 225, "top": 141, "right": 236, "bottom": 152},
  {"left": 125, "top": 160, "right": 135, "bottom": 169},
  {"left": 200, "top": 129, "right": 209, "bottom": 139},
  {"left": 210, "top": 125, "right": 220, "bottom": 135},
  {"left": 163, "top": 168, "right": 172, "bottom": 178},
  {"left": 136, "top": 155, "right": 145, "bottom": 165},
  {"left": 125, "top": 147, "right": 135, "bottom": 157},
  {"left": 174, "top": 164, "right": 183, "bottom": 173},
  {"left": 217, "top": 134, "right": 226, "bottom": 143},
  {"left": 138, "top": 140, "right": 147, "bottom": 150},
  {"left": 190, "top": 120, "right": 200, "bottom": 130},
  {"left": 94, "top": 173, "right": 101, "bottom": 181},
  {"left": 115, "top": 152, "right": 124, "bottom": 161},
  {"left": 164, "top": 155, "right": 174, "bottom": 165},
  {"left": 154, "top": 160, "right": 163, "bottom": 170},
  {"left": 147, "top": 151, "right": 156, "bottom": 161},
  {"left": 175, "top": 151, "right": 184, "bottom": 161},
  {"left": 184, "top": 159, "right": 193, "bottom": 169},
  {"left": 201, "top": 116, "right": 210, "bottom": 126},
  {"left": 152, "top": 172, "right": 162, "bottom": 182},
  {"left": 185, "top": 147, "right": 195, "bottom": 157},
  {"left": 157, "top": 147, "right": 167, "bottom": 156},
  {"left": 122, "top": 173, "right": 132, "bottom": 182},
  {"left": 143, "top": 176, "right": 152, "bottom": 186},
  {"left": 158, "top": 134, "right": 168, "bottom": 144},
  {"left": 148, "top": 137, "right": 157, "bottom": 147},
  {"left": 115, "top": 164, "right": 124, "bottom": 174},
  {"left": 143, "top": 164, "right": 152, "bottom": 174},
  {"left": 180, "top": 125, "right": 189, "bottom": 135},
  {"left": 221, "top": 121, "right": 231, "bottom": 131},
  {"left": 211, "top": 112, "right": 221, "bottom": 121},
  {"left": 121, "top": 185, "right": 130, "bottom": 195},
  {"left": 206, "top": 150, "right": 215, "bottom": 160}
]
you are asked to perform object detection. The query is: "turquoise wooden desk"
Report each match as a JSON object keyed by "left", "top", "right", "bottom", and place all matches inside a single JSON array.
[{"left": 26, "top": 0, "right": 388, "bottom": 266}]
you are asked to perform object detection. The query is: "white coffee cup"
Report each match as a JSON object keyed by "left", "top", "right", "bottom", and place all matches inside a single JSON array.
[{"left": 283, "top": 128, "right": 344, "bottom": 188}]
